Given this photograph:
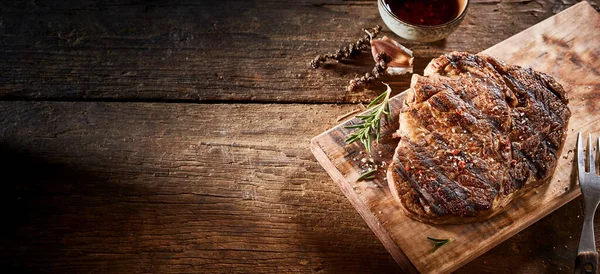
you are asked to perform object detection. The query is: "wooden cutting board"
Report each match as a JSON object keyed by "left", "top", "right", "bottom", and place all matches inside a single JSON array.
[{"left": 310, "top": 2, "right": 600, "bottom": 273}]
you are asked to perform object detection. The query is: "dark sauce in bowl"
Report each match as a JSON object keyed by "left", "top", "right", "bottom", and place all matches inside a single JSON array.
[{"left": 382, "top": 0, "right": 460, "bottom": 26}]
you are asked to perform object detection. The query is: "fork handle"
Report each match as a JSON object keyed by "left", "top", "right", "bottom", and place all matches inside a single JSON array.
[
  {"left": 576, "top": 251, "right": 599, "bottom": 274},
  {"left": 576, "top": 199, "right": 600, "bottom": 274}
]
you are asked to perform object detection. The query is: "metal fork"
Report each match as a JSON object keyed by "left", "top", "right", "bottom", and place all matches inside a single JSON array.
[{"left": 576, "top": 133, "right": 600, "bottom": 274}]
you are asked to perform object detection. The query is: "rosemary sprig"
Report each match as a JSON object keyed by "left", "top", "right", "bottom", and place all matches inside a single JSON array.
[
  {"left": 427, "top": 237, "right": 453, "bottom": 253},
  {"left": 344, "top": 83, "right": 393, "bottom": 152},
  {"left": 357, "top": 169, "right": 377, "bottom": 181}
]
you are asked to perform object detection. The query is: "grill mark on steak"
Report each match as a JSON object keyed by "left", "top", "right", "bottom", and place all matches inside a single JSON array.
[
  {"left": 401, "top": 139, "right": 478, "bottom": 216},
  {"left": 462, "top": 159, "right": 499, "bottom": 194},
  {"left": 388, "top": 52, "right": 571, "bottom": 224},
  {"left": 503, "top": 73, "right": 534, "bottom": 107},
  {"left": 504, "top": 69, "right": 566, "bottom": 126},
  {"left": 427, "top": 58, "right": 515, "bottom": 137},
  {"left": 429, "top": 95, "right": 451, "bottom": 112},
  {"left": 423, "top": 77, "right": 504, "bottom": 140},
  {"left": 393, "top": 164, "right": 447, "bottom": 215},
  {"left": 535, "top": 71, "right": 568, "bottom": 103},
  {"left": 457, "top": 85, "right": 506, "bottom": 134},
  {"left": 412, "top": 121, "right": 501, "bottom": 216},
  {"left": 511, "top": 144, "right": 540, "bottom": 179}
]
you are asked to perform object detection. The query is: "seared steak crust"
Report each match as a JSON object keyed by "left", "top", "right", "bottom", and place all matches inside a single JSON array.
[{"left": 387, "top": 52, "right": 571, "bottom": 224}]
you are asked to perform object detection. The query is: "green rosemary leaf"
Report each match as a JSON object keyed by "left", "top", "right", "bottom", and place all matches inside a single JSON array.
[
  {"left": 427, "top": 237, "right": 453, "bottom": 253},
  {"left": 345, "top": 133, "right": 361, "bottom": 143},
  {"left": 357, "top": 169, "right": 377, "bottom": 181},
  {"left": 344, "top": 124, "right": 366, "bottom": 129},
  {"left": 362, "top": 137, "right": 371, "bottom": 153},
  {"left": 367, "top": 91, "right": 387, "bottom": 108},
  {"left": 386, "top": 102, "right": 393, "bottom": 121},
  {"left": 344, "top": 83, "right": 393, "bottom": 152},
  {"left": 344, "top": 83, "right": 392, "bottom": 152}
]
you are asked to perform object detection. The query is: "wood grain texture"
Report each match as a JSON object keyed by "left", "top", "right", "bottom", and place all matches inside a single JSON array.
[
  {"left": 0, "top": 102, "right": 407, "bottom": 273},
  {"left": 312, "top": 2, "right": 600, "bottom": 273},
  {"left": 0, "top": 0, "right": 597, "bottom": 103},
  {"left": 0, "top": 102, "right": 593, "bottom": 274},
  {"left": 2, "top": 0, "right": 600, "bottom": 273}
]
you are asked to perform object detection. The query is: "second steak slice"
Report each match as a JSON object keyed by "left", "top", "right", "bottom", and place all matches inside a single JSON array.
[{"left": 387, "top": 52, "right": 571, "bottom": 224}]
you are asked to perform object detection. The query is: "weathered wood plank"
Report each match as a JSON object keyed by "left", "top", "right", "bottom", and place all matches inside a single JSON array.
[
  {"left": 0, "top": 101, "right": 590, "bottom": 273},
  {"left": 0, "top": 101, "right": 403, "bottom": 273},
  {"left": 0, "top": 0, "right": 597, "bottom": 103}
]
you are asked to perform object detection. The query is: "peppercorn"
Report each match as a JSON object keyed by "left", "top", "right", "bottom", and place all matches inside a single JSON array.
[{"left": 310, "top": 25, "right": 382, "bottom": 69}]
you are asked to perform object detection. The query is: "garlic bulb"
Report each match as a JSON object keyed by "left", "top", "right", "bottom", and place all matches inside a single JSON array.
[{"left": 370, "top": 36, "right": 414, "bottom": 75}]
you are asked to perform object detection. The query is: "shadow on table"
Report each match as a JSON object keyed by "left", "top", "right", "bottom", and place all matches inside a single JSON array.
[
  {"left": 0, "top": 145, "right": 147, "bottom": 272},
  {"left": 277, "top": 172, "right": 399, "bottom": 273},
  {"left": 458, "top": 197, "right": 583, "bottom": 274}
]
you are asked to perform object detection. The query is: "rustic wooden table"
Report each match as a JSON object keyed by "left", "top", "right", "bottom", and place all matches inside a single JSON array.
[{"left": 1, "top": 0, "right": 599, "bottom": 273}]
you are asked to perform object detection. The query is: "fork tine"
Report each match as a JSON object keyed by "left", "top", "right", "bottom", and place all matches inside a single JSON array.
[
  {"left": 589, "top": 134, "right": 596, "bottom": 175},
  {"left": 578, "top": 133, "right": 586, "bottom": 180}
]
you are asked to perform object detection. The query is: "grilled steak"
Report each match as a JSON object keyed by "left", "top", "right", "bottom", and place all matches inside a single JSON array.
[{"left": 387, "top": 52, "right": 571, "bottom": 224}]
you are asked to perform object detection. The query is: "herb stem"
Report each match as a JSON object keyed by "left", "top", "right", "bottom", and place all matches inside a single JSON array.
[
  {"left": 357, "top": 169, "right": 377, "bottom": 181},
  {"left": 344, "top": 83, "right": 393, "bottom": 152}
]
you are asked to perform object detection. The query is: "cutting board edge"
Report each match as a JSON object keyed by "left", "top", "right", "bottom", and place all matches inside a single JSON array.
[
  {"left": 310, "top": 137, "right": 418, "bottom": 274},
  {"left": 482, "top": 0, "right": 594, "bottom": 57},
  {"left": 439, "top": 189, "right": 581, "bottom": 274}
]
